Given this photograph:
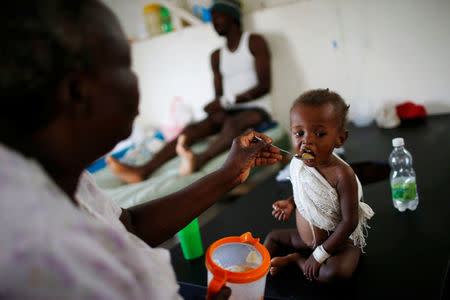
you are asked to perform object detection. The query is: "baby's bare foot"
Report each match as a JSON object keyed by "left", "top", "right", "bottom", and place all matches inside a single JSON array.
[
  {"left": 106, "top": 156, "right": 145, "bottom": 183},
  {"left": 270, "top": 253, "right": 304, "bottom": 276},
  {"left": 176, "top": 134, "right": 196, "bottom": 176},
  {"left": 270, "top": 255, "right": 292, "bottom": 276}
]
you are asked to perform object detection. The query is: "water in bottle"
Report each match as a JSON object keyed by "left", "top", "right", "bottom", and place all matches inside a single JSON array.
[{"left": 389, "top": 137, "right": 419, "bottom": 211}]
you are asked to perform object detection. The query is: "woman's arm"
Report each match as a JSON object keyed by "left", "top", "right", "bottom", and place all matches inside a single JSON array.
[{"left": 120, "top": 132, "right": 282, "bottom": 247}]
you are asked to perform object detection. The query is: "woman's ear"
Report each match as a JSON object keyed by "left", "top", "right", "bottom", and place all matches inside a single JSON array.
[
  {"left": 56, "top": 71, "right": 91, "bottom": 119},
  {"left": 335, "top": 130, "right": 348, "bottom": 148}
]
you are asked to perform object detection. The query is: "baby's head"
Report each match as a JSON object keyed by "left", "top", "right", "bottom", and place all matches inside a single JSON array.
[{"left": 290, "top": 89, "right": 349, "bottom": 166}]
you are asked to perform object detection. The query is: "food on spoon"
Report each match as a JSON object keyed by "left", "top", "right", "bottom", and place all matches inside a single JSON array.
[{"left": 301, "top": 152, "right": 314, "bottom": 160}]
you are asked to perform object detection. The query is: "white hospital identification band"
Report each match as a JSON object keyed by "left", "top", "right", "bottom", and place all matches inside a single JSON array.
[{"left": 312, "top": 245, "right": 330, "bottom": 264}]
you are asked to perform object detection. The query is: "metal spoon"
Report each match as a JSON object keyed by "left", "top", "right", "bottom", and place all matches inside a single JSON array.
[{"left": 253, "top": 136, "right": 313, "bottom": 161}]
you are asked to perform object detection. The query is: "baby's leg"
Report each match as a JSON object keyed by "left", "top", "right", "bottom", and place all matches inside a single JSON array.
[
  {"left": 316, "top": 240, "right": 361, "bottom": 283},
  {"left": 264, "top": 229, "right": 309, "bottom": 255},
  {"left": 264, "top": 229, "right": 310, "bottom": 276}
]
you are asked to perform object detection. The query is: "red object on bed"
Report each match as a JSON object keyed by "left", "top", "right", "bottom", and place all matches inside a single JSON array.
[{"left": 395, "top": 101, "right": 427, "bottom": 120}]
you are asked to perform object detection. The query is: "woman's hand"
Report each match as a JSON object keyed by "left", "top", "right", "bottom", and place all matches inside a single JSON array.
[
  {"left": 272, "top": 197, "right": 295, "bottom": 222},
  {"left": 221, "top": 131, "right": 282, "bottom": 186},
  {"left": 210, "top": 286, "right": 231, "bottom": 300}
]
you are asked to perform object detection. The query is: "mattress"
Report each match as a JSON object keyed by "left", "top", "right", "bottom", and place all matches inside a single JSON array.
[{"left": 91, "top": 124, "right": 289, "bottom": 208}]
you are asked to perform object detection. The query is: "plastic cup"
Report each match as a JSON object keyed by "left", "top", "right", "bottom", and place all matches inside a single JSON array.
[
  {"left": 205, "top": 232, "right": 271, "bottom": 300},
  {"left": 177, "top": 218, "right": 204, "bottom": 260}
]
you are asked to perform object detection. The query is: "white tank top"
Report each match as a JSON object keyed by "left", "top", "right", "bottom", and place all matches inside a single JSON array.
[{"left": 219, "top": 32, "right": 272, "bottom": 114}]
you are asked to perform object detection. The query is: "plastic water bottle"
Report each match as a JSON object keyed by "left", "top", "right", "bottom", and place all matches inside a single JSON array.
[
  {"left": 160, "top": 6, "right": 172, "bottom": 33},
  {"left": 389, "top": 137, "right": 419, "bottom": 211}
]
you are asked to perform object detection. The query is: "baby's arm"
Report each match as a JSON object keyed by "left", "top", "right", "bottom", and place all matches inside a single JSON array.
[
  {"left": 272, "top": 196, "right": 295, "bottom": 222},
  {"left": 304, "top": 167, "right": 359, "bottom": 280},
  {"left": 321, "top": 168, "right": 359, "bottom": 254}
]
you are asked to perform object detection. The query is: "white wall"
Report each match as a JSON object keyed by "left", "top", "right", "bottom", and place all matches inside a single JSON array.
[
  {"left": 131, "top": 24, "right": 222, "bottom": 127},
  {"left": 121, "top": 0, "right": 450, "bottom": 131}
]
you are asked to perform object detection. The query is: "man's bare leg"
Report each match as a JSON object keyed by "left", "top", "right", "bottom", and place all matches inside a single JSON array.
[
  {"left": 105, "top": 156, "right": 149, "bottom": 184},
  {"left": 106, "top": 117, "right": 219, "bottom": 183},
  {"left": 176, "top": 134, "right": 196, "bottom": 176},
  {"left": 176, "top": 110, "right": 266, "bottom": 176}
]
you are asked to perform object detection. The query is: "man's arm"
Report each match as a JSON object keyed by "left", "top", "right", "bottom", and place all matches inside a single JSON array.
[
  {"left": 204, "top": 49, "right": 223, "bottom": 114},
  {"left": 235, "top": 34, "right": 271, "bottom": 103},
  {"left": 211, "top": 49, "right": 223, "bottom": 98},
  {"left": 120, "top": 132, "right": 282, "bottom": 247}
]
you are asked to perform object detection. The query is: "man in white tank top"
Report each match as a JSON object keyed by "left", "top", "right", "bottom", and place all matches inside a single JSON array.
[{"left": 107, "top": 0, "right": 274, "bottom": 181}]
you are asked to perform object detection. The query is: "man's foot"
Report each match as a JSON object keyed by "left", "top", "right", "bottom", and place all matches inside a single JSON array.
[
  {"left": 105, "top": 156, "right": 146, "bottom": 184},
  {"left": 270, "top": 253, "right": 304, "bottom": 276},
  {"left": 176, "top": 134, "right": 196, "bottom": 176}
]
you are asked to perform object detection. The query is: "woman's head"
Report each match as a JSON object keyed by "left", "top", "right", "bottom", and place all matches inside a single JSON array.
[{"left": 1, "top": 0, "right": 139, "bottom": 170}]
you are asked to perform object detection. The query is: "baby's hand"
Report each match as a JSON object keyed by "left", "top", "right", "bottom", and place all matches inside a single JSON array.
[
  {"left": 271, "top": 198, "right": 295, "bottom": 222},
  {"left": 303, "top": 254, "right": 321, "bottom": 281}
]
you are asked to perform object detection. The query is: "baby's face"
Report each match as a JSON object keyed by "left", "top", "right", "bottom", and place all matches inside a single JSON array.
[{"left": 290, "top": 103, "right": 346, "bottom": 167}]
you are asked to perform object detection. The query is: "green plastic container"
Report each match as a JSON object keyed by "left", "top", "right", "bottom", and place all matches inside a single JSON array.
[{"left": 178, "top": 218, "right": 204, "bottom": 259}]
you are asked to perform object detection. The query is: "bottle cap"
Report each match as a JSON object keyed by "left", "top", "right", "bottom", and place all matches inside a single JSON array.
[{"left": 392, "top": 137, "right": 404, "bottom": 147}]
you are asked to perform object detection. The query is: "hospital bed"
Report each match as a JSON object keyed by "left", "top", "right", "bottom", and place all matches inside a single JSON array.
[{"left": 89, "top": 122, "right": 289, "bottom": 209}]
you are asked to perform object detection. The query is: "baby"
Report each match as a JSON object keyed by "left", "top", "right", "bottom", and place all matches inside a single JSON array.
[{"left": 263, "top": 89, "right": 374, "bottom": 283}]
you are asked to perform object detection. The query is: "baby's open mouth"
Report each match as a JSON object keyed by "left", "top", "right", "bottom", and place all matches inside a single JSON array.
[{"left": 301, "top": 149, "right": 315, "bottom": 160}]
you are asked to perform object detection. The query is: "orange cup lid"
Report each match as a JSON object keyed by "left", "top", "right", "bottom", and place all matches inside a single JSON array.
[{"left": 205, "top": 232, "right": 271, "bottom": 284}]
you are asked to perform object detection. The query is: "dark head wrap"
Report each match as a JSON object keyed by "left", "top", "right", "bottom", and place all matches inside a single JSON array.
[{"left": 210, "top": 0, "right": 241, "bottom": 23}]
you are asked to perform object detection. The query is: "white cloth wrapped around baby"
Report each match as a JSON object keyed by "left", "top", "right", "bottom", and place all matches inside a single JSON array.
[{"left": 290, "top": 154, "right": 374, "bottom": 250}]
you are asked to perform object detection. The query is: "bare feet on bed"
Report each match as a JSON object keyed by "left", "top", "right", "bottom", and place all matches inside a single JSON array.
[
  {"left": 270, "top": 253, "right": 305, "bottom": 276},
  {"left": 106, "top": 156, "right": 146, "bottom": 184},
  {"left": 176, "top": 134, "right": 196, "bottom": 176}
]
